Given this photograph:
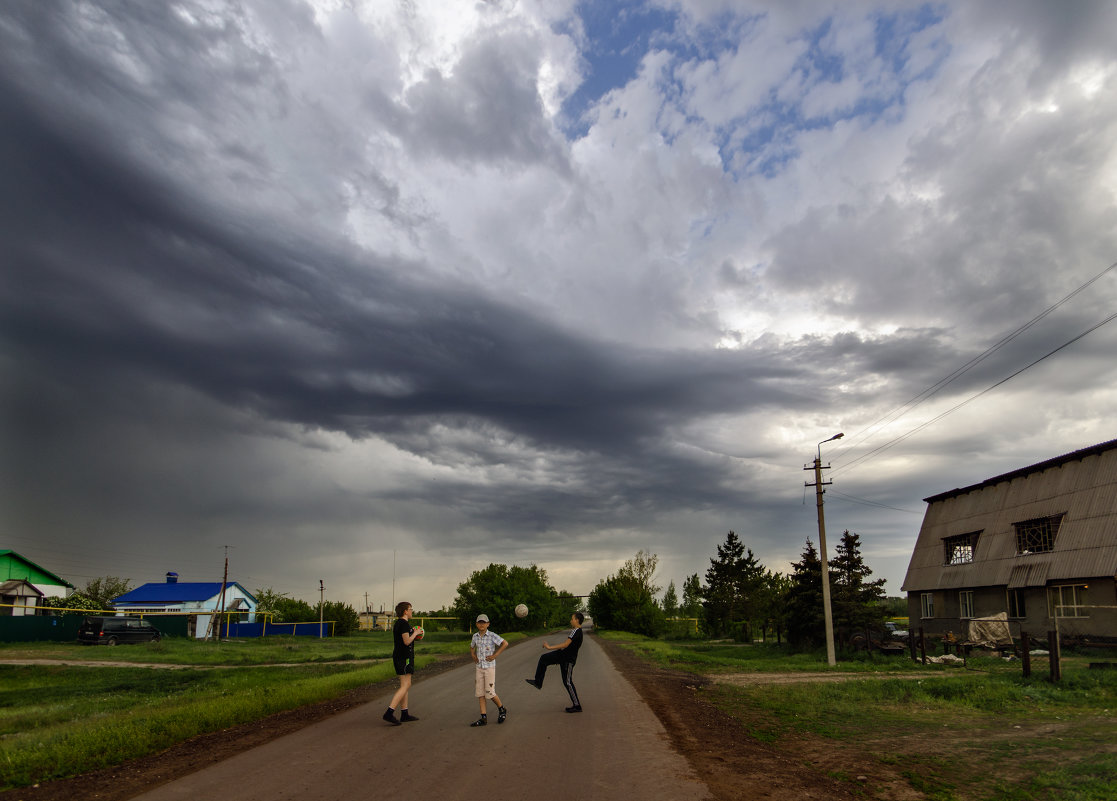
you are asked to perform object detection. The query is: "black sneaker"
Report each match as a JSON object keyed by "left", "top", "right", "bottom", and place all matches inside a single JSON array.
[
  {"left": 470, "top": 716, "right": 487, "bottom": 727},
  {"left": 383, "top": 709, "right": 401, "bottom": 726},
  {"left": 564, "top": 705, "right": 582, "bottom": 713},
  {"left": 400, "top": 711, "right": 419, "bottom": 722},
  {"left": 524, "top": 679, "right": 540, "bottom": 689},
  {"left": 497, "top": 706, "right": 507, "bottom": 723}
]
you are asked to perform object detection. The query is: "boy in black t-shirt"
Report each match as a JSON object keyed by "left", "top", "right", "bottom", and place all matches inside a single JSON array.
[
  {"left": 384, "top": 601, "right": 422, "bottom": 725},
  {"left": 525, "top": 612, "right": 584, "bottom": 712}
]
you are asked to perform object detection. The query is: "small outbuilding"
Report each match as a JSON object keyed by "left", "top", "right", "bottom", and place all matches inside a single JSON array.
[
  {"left": 902, "top": 439, "right": 1117, "bottom": 642},
  {"left": 112, "top": 572, "right": 258, "bottom": 638},
  {"left": 0, "top": 579, "right": 45, "bottom": 616}
]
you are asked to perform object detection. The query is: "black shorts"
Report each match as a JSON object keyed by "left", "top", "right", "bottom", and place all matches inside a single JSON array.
[{"left": 393, "top": 654, "right": 414, "bottom": 676}]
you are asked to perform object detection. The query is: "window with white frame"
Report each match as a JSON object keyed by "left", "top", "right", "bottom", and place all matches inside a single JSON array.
[
  {"left": 1007, "top": 589, "right": 1026, "bottom": 618},
  {"left": 959, "top": 590, "right": 975, "bottom": 618},
  {"left": 1013, "top": 513, "right": 1064, "bottom": 555},
  {"left": 921, "top": 592, "right": 934, "bottom": 618},
  {"left": 1048, "top": 584, "right": 1088, "bottom": 618},
  {"left": 943, "top": 531, "right": 981, "bottom": 565}
]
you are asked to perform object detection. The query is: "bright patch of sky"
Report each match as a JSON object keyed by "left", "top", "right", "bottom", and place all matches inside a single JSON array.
[
  {"left": 559, "top": 2, "right": 681, "bottom": 136},
  {"left": 562, "top": 3, "right": 947, "bottom": 180}
]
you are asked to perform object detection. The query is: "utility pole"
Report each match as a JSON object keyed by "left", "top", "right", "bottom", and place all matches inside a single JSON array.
[
  {"left": 210, "top": 545, "right": 231, "bottom": 642},
  {"left": 319, "top": 580, "right": 325, "bottom": 639},
  {"left": 805, "top": 433, "right": 843, "bottom": 666}
]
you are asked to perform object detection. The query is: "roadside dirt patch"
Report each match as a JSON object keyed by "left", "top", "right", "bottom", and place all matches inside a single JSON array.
[{"left": 0, "top": 654, "right": 472, "bottom": 801}]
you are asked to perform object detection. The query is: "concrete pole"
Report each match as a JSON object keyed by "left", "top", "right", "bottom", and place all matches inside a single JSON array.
[{"left": 812, "top": 455, "right": 837, "bottom": 666}]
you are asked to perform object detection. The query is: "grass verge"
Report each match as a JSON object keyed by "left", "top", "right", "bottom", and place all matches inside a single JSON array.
[
  {"left": 600, "top": 631, "right": 1117, "bottom": 801},
  {"left": 0, "top": 630, "right": 524, "bottom": 789}
]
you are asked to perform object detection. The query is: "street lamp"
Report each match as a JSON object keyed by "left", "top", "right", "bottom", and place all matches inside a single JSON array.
[{"left": 806, "top": 433, "right": 843, "bottom": 666}]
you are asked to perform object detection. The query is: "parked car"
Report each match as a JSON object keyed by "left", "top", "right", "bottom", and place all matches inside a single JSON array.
[
  {"left": 884, "top": 621, "right": 909, "bottom": 641},
  {"left": 77, "top": 616, "right": 162, "bottom": 645}
]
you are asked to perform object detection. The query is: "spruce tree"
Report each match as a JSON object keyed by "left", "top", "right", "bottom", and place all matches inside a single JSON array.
[
  {"left": 681, "top": 573, "right": 704, "bottom": 623},
  {"left": 830, "top": 530, "right": 887, "bottom": 644},
  {"left": 661, "top": 580, "right": 679, "bottom": 617},
  {"left": 784, "top": 539, "right": 825, "bottom": 648},
  {"left": 703, "top": 531, "right": 767, "bottom": 639}
]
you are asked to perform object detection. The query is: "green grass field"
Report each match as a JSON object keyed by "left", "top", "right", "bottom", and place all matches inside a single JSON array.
[
  {"left": 0, "top": 630, "right": 505, "bottom": 789},
  {"left": 601, "top": 632, "right": 1117, "bottom": 801}
]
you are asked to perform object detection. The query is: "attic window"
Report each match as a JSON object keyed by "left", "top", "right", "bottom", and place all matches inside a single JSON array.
[
  {"left": 1014, "top": 513, "right": 1064, "bottom": 555},
  {"left": 943, "top": 531, "right": 981, "bottom": 565}
]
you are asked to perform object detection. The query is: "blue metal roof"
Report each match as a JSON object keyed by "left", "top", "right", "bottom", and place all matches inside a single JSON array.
[{"left": 112, "top": 582, "right": 255, "bottom": 605}]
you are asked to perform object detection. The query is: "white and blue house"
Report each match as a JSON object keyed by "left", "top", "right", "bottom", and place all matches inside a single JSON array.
[{"left": 112, "top": 572, "right": 257, "bottom": 638}]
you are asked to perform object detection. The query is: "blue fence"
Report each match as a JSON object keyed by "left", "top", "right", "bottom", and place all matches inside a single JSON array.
[{"left": 224, "top": 620, "right": 336, "bottom": 638}]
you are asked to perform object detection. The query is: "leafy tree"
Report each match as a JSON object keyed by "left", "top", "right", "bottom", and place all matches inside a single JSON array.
[
  {"left": 320, "top": 600, "right": 360, "bottom": 636},
  {"left": 83, "top": 576, "right": 133, "bottom": 609},
  {"left": 703, "top": 531, "right": 767, "bottom": 640},
  {"left": 661, "top": 580, "right": 678, "bottom": 617},
  {"left": 588, "top": 551, "right": 666, "bottom": 637},
  {"left": 44, "top": 592, "right": 99, "bottom": 614},
  {"left": 881, "top": 596, "right": 908, "bottom": 618},
  {"left": 784, "top": 539, "right": 825, "bottom": 648},
  {"left": 272, "top": 597, "right": 317, "bottom": 623},
  {"left": 619, "top": 549, "right": 660, "bottom": 596},
  {"left": 830, "top": 530, "right": 887, "bottom": 644},
  {"left": 253, "top": 587, "right": 291, "bottom": 621},
  {"left": 452, "top": 563, "right": 565, "bottom": 631}
]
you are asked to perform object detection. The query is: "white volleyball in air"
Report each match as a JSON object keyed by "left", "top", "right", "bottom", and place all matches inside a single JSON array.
[{"left": 514, "top": 603, "right": 529, "bottom": 618}]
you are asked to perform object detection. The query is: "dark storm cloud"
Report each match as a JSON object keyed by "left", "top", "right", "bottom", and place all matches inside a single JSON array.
[{"left": 0, "top": 63, "right": 823, "bottom": 533}]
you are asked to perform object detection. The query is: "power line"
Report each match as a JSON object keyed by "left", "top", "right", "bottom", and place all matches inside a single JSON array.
[
  {"left": 826, "top": 490, "right": 922, "bottom": 514},
  {"left": 831, "top": 260, "right": 1117, "bottom": 465},
  {"left": 833, "top": 307, "right": 1117, "bottom": 477}
]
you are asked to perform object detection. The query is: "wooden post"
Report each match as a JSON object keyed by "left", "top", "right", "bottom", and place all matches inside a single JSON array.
[
  {"left": 1021, "top": 631, "right": 1031, "bottom": 678},
  {"left": 1048, "top": 630, "right": 1061, "bottom": 682},
  {"left": 919, "top": 626, "right": 927, "bottom": 665}
]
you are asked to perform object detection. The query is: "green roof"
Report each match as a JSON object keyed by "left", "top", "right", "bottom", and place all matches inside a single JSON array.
[{"left": 0, "top": 550, "right": 75, "bottom": 589}]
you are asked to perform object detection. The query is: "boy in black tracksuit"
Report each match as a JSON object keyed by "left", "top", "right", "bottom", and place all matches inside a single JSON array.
[{"left": 525, "top": 612, "right": 584, "bottom": 712}]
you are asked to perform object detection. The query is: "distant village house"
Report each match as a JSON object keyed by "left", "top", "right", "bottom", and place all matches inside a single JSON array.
[{"left": 112, "top": 572, "right": 257, "bottom": 638}]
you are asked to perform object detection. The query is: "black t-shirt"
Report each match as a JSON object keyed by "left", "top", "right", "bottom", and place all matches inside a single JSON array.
[
  {"left": 563, "top": 627, "right": 583, "bottom": 663},
  {"left": 393, "top": 618, "right": 414, "bottom": 659}
]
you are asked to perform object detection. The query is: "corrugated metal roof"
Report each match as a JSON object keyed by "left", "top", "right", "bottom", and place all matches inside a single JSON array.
[
  {"left": 1007, "top": 562, "right": 1049, "bottom": 588},
  {"left": 902, "top": 441, "right": 1117, "bottom": 592},
  {"left": 112, "top": 581, "right": 254, "bottom": 605},
  {"left": 923, "top": 438, "right": 1117, "bottom": 503}
]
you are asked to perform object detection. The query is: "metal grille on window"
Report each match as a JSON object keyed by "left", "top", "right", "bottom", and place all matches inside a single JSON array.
[
  {"left": 1013, "top": 513, "right": 1064, "bottom": 555},
  {"left": 943, "top": 531, "right": 981, "bottom": 565}
]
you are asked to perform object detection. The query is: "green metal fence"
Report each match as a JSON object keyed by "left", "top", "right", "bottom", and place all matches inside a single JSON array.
[{"left": 0, "top": 606, "right": 190, "bottom": 642}]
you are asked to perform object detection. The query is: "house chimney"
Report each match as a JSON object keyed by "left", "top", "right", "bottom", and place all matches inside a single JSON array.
[{"left": 166, "top": 572, "right": 179, "bottom": 584}]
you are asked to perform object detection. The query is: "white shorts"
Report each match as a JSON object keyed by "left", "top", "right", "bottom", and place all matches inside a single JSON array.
[{"left": 475, "top": 664, "right": 497, "bottom": 699}]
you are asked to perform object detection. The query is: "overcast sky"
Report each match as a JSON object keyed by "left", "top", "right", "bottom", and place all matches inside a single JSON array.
[{"left": 3, "top": 1, "right": 1116, "bottom": 613}]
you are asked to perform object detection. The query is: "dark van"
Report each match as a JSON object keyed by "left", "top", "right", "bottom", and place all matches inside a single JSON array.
[{"left": 77, "top": 616, "right": 162, "bottom": 645}]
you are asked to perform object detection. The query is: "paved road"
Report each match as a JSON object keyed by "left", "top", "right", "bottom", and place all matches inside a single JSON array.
[{"left": 130, "top": 633, "right": 711, "bottom": 801}]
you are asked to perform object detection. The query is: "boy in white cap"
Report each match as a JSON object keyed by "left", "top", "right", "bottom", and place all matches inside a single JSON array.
[{"left": 469, "top": 614, "right": 509, "bottom": 726}]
